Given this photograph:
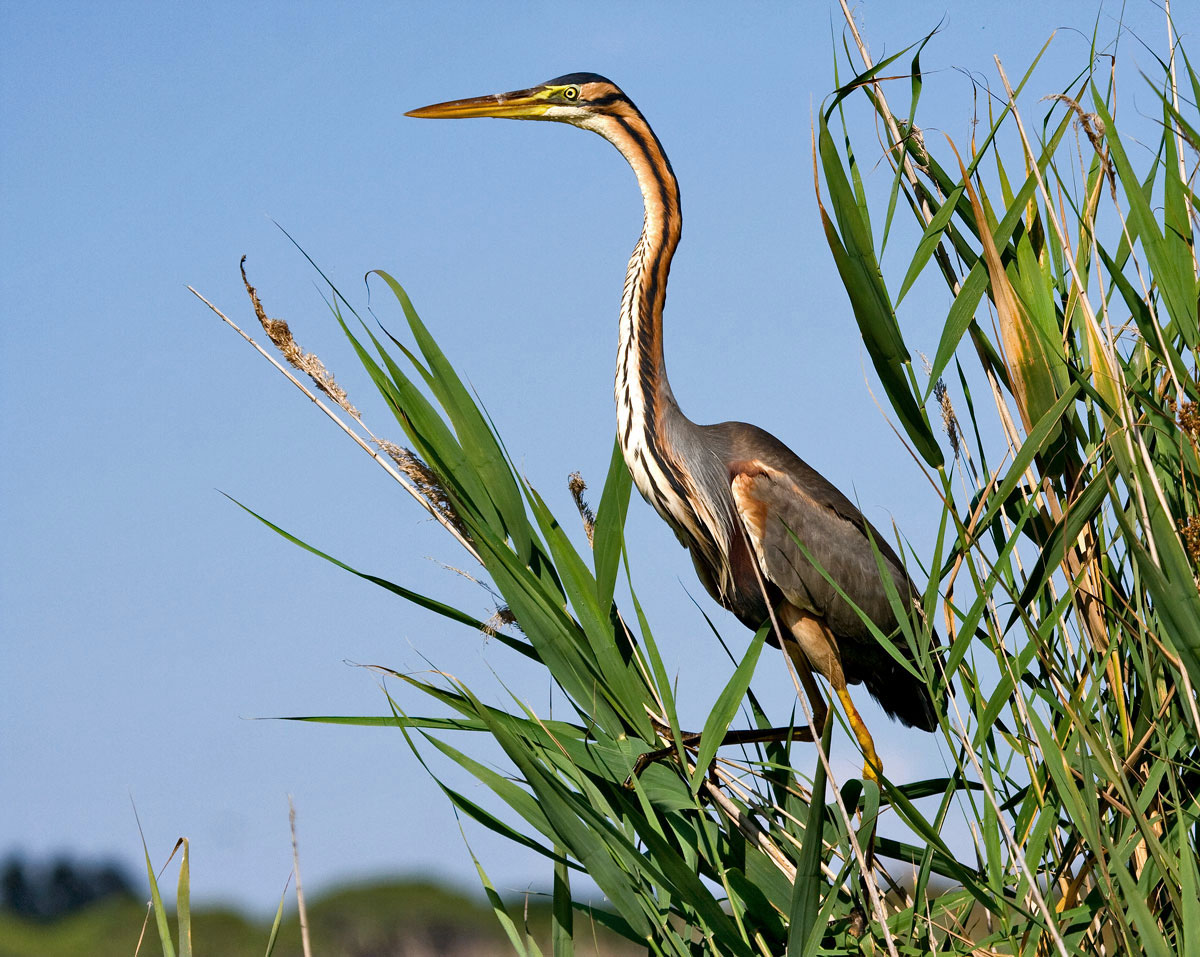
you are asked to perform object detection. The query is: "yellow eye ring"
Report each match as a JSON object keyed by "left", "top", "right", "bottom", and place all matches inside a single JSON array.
[{"left": 563, "top": 87, "right": 579, "bottom": 101}]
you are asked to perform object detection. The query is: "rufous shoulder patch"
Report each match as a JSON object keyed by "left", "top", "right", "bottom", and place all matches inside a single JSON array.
[{"left": 730, "top": 462, "right": 790, "bottom": 560}]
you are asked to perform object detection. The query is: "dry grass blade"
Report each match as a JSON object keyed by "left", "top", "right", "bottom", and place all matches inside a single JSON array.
[{"left": 288, "top": 797, "right": 312, "bottom": 957}]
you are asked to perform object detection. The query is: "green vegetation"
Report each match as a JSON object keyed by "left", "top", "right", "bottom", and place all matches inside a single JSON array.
[
  {"left": 195, "top": 7, "right": 1199, "bottom": 956},
  {"left": 0, "top": 878, "right": 626, "bottom": 957}
]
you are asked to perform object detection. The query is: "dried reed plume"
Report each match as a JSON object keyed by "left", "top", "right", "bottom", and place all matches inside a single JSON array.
[
  {"left": 237, "top": 258, "right": 471, "bottom": 546},
  {"left": 1183, "top": 516, "right": 1200, "bottom": 566},
  {"left": 1174, "top": 399, "right": 1200, "bottom": 438},
  {"left": 932, "top": 378, "right": 961, "bottom": 459},
  {"left": 194, "top": 261, "right": 477, "bottom": 558},
  {"left": 240, "top": 256, "right": 359, "bottom": 418},
  {"left": 1044, "top": 93, "right": 1117, "bottom": 198},
  {"left": 921, "top": 353, "right": 961, "bottom": 460},
  {"left": 376, "top": 439, "right": 472, "bottom": 545},
  {"left": 481, "top": 605, "right": 520, "bottom": 638},
  {"left": 568, "top": 471, "right": 596, "bottom": 546}
]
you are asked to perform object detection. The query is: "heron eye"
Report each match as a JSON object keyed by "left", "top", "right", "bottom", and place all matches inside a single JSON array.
[{"left": 563, "top": 87, "right": 579, "bottom": 101}]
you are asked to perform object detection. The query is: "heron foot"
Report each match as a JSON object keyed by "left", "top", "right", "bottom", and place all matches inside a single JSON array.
[{"left": 623, "top": 724, "right": 816, "bottom": 788}]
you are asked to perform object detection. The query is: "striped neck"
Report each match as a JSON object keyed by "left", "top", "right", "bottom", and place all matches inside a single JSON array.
[
  {"left": 582, "top": 101, "right": 736, "bottom": 571},
  {"left": 587, "top": 107, "right": 684, "bottom": 468}
]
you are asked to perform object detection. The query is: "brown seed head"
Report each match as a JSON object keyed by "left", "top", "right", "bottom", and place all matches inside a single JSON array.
[
  {"left": 1182, "top": 516, "right": 1200, "bottom": 567},
  {"left": 239, "top": 257, "right": 359, "bottom": 418},
  {"left": 568, "top": 471, "right": 596, "bottom": 546},
  {"left": 1176, "top": 400, "right": 1200, "bottom": 439},
  {"left": 933, "top": 378, "right": 961, "bottom": 459}
]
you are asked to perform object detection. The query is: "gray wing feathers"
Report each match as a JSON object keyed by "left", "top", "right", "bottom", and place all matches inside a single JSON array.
[{"left": 731, "top": 468, "right": 910, "bottom": 642}]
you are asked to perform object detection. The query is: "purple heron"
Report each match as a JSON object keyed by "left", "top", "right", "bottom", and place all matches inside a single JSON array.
[{"left": 407, "top": 74, "right": 938, "bottom": 782}]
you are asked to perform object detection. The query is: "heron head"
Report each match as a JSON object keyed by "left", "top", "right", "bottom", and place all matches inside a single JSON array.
[{"left": 405, "top": 73, "right": 627, "bottom": 129}]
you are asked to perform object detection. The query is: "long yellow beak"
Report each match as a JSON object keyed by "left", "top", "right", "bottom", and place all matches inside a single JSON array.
[{"left": 405, "top": 87, "right": 552, "bottom": 120}]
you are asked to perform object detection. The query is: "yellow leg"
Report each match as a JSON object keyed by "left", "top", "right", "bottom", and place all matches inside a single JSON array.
[
  {"left": 778, "top": 604, "right": 880, "bottom": 870},
  {"left": 778, "top": 604, "right": 882, "bottom": 784},
  {"left": 833, "top": 681, "right": 881, "bottom": 871},
  {"left": 835, "top": 686, "right": 881, "bottom": 784}
]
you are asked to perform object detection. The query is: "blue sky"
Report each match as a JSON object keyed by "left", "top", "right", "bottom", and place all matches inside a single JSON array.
[{"left": 1, "top": 0, "right": 1186, "bottom": 913}]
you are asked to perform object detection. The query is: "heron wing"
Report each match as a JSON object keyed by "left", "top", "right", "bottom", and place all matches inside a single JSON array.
[{"left": 728, "top": 462, "right": 908, "bottom": 642}]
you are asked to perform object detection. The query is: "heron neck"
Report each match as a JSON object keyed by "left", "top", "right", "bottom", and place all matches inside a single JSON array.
[
  {"left": 599, "top": 110, "right": 685, "bottom": 445},
  {"left": 591, "top": 105, "right": 732, "bottom": 573}
]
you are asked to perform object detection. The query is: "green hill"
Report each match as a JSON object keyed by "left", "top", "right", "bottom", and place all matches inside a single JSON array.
[{"left": 0, "top": 877, "right": 639, "bottom": 956}]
